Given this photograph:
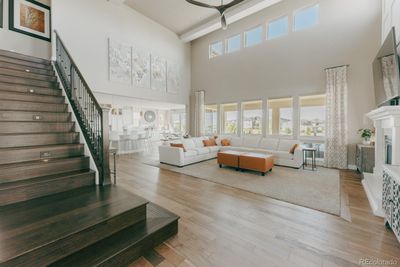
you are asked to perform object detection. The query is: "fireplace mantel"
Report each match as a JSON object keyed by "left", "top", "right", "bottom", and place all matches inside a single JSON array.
[{"left": 363, "top": 106, "right": 400, "bottom": 217}]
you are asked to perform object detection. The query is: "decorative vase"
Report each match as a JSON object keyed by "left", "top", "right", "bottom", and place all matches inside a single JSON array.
[{"left": 363, "top": 139, "right": 371, "bottom": 145}]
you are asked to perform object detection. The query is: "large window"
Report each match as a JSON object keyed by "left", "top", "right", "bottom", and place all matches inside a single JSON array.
[
  {"left": 209, "top": 41, "right": 223, "bottom": 58},
  {"left": 242, "top": 100, "right": 262, "bottom": 135},
  {"left": 221, "top": 103, "right": 238, "bottom": 134},
  {"left": 294, "top": 4, "right": 319, "bottom": 31},
  {"left": 267, "top": 16, "right": 289, "bottom": 40},
  {"left": 244, "top": 25, "right": 263, "bottom": 47},
  {"left": 267, "top": 98, "right": 293, "bottom": 135},
  {"left": 171, "top": 110, "right": 186, "bottom": 133},
  {"left": 205, "top": 104, "right": 218, "bottom": 135},
  {"left": 299, "top": 94, "right": 326, "bottom": 137},
  {"left": 226, "top": 34, "right": 241, "bottom": 54}
]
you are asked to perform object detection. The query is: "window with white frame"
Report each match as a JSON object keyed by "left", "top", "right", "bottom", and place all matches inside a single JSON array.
[
  {"left": 244, "top": 25, "right": 263, "bottom": 47},
  {"left": 226, "top": 34, "right": 241, "bottom": 54},
  {"left": 294, "top": 4, "right": 319, "bottom": 32},
  {"left": 267, "top": 98, "right": 293, "bottom": 135},
  {"left": 171, "top": 109, "right": 186, "bottom": 133},
  {"left": 299, "top": 94, "right": 326, "bottom": 137},
  {"left": 221, "top": 103, "right": 238, "bottom": 134},
  {"left": 267, "top": 16, "right": 289, "bottom": 40},
  {"left": 205, "top": 104, "right": 218, "bottom": 135},
  {"left": 209, "top": 41, "right": 223, "bottom": 58},
  {"left": 242, "top": 100, "right": 262, "bottom": 135}
]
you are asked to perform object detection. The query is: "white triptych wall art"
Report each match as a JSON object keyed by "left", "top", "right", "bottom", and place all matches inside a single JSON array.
[
  {"left": 108, "top": 38, "right": 181, "bottom": 94},
  {"left": 151, "top": 55, "right": 167, "bottom": 92},
  {"left": 108, "top": 39, "right": 132, "bottom": 84},
  {"left": 132, "top": 47, "right": 151, "bottom": 88},
  {"left": 167, "top": 61, "right": 181, "bottom": 94}
]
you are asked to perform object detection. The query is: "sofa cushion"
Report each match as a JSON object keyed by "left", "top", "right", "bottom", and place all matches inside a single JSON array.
[
  {"left": 230, "top": 136, "right": 243, "bottom": 146},
  {"left": 193, "top": 137, "right": 206, "bottom": 148},
  {"left": 192, "top": 147, "right": 210, "bottom": 155},
  {"left": 274, "top": 151, "right": 294, "bottom": 160},
  {"left": 278, "top": 140, "right": 300, "bottom": 152},
  {"left": 259, "top": 138, "right": 280, "bottom": 150},
  {"left": 182, "top": 139, "right": 196, "bottom": 150},
  {"left": 242, "top": 136, "right": 262, "bottom": 148},
  {"left": 208, "top": 146, "right": 220, "bottom": 153},
  {"left": 184, "top": 150, "right": 198, "bottom": 157}
]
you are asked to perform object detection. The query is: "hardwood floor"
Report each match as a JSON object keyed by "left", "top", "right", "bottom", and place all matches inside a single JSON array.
[{"left": 117, "top": 153, "right": 400, "bottom": 267}]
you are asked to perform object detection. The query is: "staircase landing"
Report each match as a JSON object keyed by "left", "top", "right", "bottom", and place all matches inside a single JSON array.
[{"left": 0, "top": 186, "right": 178, "bottom": 266}]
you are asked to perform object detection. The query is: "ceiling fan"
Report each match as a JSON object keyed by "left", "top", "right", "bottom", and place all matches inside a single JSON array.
[{"left": 185, "top": 0, "right": 245, "bottom": 30}]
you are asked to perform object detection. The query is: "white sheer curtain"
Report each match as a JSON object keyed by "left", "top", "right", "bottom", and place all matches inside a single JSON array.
[
  {"left": 191, "top": 90, "right": 205, "bottom": 137},
  {"left": 325, "top": 65, "right": 348, "bottom": 169}
]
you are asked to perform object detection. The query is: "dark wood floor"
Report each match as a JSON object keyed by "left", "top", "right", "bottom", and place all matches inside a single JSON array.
[{"left": 117, "top": 153, "right": 400, "bottom": 267}]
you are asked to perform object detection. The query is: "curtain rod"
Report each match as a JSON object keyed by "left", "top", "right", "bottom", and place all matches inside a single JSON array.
[{"left": 324, "top": 64, "right": 349, "bottom": 70}]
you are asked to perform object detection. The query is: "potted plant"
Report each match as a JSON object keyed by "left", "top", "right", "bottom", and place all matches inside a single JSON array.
[{"left": 358, "top": 128, "right": 374, "bottom": 145}]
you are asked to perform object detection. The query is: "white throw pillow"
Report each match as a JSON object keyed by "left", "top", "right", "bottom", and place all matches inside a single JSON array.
[
  {"left": 242, "top": 136, "right": 262, "bottom": 148},
  {"left": 278, "top": 139, "right": 299, "bottom": 152},
  {"left": 193, "top": 137, "right": 206, "bottom": 148},
  {"left": 230, "top": 136, "right": 243, "bottom": 147},
  {"left": 259, "top": 138, "right": 280, "bottom": 150},
  {"left": 182, "top": 139, "right": 196, "bottom": 149}
]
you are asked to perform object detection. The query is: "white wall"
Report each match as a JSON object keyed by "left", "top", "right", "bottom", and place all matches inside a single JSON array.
[
  {"left": 191, "top": 0, "right": 381, "bottom": 165},
  {"left": 382, "top": 0, "right": 400, "bottom": 44},
  {"left": 0, "top": 0, "right": 51, "bottom": 59},
  {"left": 51, "top": 0, "right": 191, "bottom": 106}
]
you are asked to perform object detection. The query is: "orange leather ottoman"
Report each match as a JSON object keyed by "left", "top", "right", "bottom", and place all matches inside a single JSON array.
[
  {"left": 239, "top": 153, "right": 274, "bottom": 176},
  {"left": 217, "top": 150, "right": 242, "bottom": 170}
]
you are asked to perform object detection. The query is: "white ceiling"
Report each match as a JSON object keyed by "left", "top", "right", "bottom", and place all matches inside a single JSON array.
[
  {"left": 124, "top": 0, "right": 282, "bottom": 42},
  {"left": 124, "top": 0, "right": 229, "bottom": 35}
]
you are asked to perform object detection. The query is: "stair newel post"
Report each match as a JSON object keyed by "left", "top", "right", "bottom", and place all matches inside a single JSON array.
[{"left": 101, "top": 106, "right": 111, "bottom": 186}]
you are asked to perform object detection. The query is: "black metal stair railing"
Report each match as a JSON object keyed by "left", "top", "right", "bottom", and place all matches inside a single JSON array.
[{"left": 54, "top": 31, "right": 111, "bottom": 185}]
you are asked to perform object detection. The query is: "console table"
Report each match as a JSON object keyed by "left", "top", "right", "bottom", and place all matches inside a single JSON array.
[{"left": 382, "top": 165, "right": 400, "bottom": 243}]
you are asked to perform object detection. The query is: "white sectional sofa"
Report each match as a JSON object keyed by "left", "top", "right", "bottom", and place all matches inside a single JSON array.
[{"left": 158, "top": 136, "right": 303, "bottom": 168}]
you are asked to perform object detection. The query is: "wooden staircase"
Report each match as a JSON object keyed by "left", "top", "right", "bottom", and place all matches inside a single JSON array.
[{"left": 0, "top": 49, "right": 178, "bottom": 266}]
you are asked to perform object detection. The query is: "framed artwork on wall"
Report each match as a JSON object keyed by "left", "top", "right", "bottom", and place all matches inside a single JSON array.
[
  {"left": 9, "top": 0, "right": 51, "bottom": 42},
  {"left": 0, "top": 0, "right": 3, "bottom": 28}
]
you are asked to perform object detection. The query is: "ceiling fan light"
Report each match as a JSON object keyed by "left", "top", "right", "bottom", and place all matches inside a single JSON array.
[{"left": 221, "top": 15, "right": 227, "bottom": 30}]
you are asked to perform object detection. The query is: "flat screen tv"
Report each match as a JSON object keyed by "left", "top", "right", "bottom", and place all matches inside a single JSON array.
[{"left": 373, "top": 27, "right": 400, "bottom": 107}]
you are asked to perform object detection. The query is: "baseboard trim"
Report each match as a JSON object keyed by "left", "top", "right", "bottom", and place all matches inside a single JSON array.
[{"left": 362, "top": 173, "right": 384, "bottom": 217}]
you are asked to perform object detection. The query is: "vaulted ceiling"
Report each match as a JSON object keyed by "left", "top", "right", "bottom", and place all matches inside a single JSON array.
[
  {"left": 125, "top": 0, "right": 223, "bottom": 35},
  {"left": 125, "top": 0, "right": 282, "bottom": 42}
]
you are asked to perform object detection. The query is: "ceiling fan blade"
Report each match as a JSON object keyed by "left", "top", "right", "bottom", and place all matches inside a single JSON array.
[
  {"left": 221, "top": 14, "right": 227, "bottom": 30},
  {"left": 222, "top": 0, "right": 245, "bottom": 9},
  {"left": 185, "top": 0, "right": 215, "bottom": 9}
]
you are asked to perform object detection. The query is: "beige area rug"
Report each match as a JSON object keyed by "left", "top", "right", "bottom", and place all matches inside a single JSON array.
[{"left": 145, "top": 159, "right": 340, "bottom": 215}]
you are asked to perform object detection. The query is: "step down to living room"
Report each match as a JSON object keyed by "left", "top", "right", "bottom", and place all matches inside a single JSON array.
[{"left": 0, "top": 48, "right": 179, "bottom": 266}]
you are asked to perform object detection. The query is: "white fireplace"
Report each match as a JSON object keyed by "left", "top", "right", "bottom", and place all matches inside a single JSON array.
[{"left": 364, "top": 106, "right": 400, "bottom": 217}]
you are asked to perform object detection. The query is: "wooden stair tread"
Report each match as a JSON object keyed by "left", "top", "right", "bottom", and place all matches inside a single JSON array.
[
  {"left": 0, "top": 155, "right": 88, "bottom": 169},
  {"left": 51, "top": 203, "right": 179, "bottom": 267},
  {"left": 0, "top": 132, "right": 76, "bottom": 136},
  {"left": 0, "top": 81, "right": 60, "bottom": 91},
  {"left": 0, "top": 169, "right": 95, "bottom": 190},
  {"left": 0, "top": 186, "right": 149, "bottom": 263},
  {"left": 0, "top": 143, "right": 82, "bottom": 152},
  {"left": 0, "top": 109, "right": 68, "bottom": 114},
  {"left": 0, "top": 90, "right": 65, "bottom": 104},
  {"left": 0, "top": 50, "right": 51, "bottom": 65},
  {"left": 0, "top": 90, "right": 64, "bottom": 99}
]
